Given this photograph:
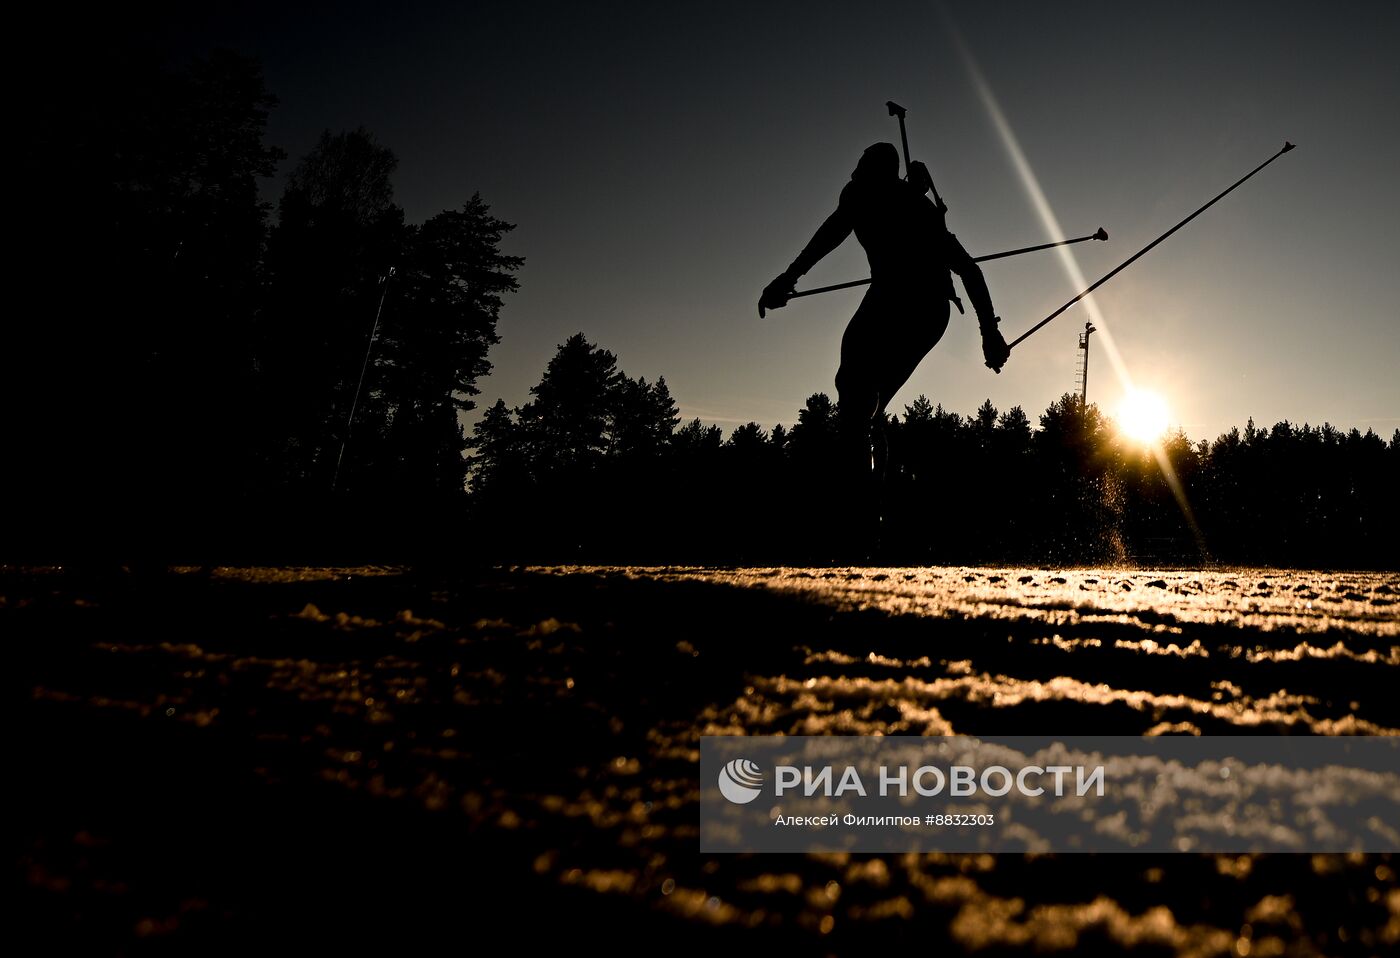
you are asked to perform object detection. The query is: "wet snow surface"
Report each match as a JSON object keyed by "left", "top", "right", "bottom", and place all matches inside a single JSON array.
[{"left": 13, "top": 564, "right": 1400, "bottom": 952}]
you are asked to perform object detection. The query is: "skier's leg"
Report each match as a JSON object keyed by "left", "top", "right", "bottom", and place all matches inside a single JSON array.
[
  {"left": 833, "top": 291, "right": 886, "bottom": 557},
  {"left": 873, "top": 297, "right": 952, "bottom": 411},
  {"left": 868, "top": 297, "right": 951, "bottom": 559}
]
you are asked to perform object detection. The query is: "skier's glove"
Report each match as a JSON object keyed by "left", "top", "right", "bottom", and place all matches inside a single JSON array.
[
  {"left": 980, "top": 316, "right": 1011, "bottom": 373},
  {"left": 758, "top": 272, "right": 798, "bottom": 318}
]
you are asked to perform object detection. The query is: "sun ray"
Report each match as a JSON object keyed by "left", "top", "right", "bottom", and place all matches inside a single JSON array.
[{"left": 944, "top": 14, "right": 1207, "bottom": 557}]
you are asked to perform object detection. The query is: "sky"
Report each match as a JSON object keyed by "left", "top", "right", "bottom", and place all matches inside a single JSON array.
[{"left": 136, "top": 1, "right": 1397, "bottom": 442}]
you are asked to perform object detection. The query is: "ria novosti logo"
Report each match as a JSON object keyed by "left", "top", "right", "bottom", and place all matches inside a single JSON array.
[{"left": 717, "top": 758, "right": 765, "bottom": 804}]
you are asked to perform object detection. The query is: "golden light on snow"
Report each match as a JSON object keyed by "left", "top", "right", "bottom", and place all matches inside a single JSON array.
[{"left": 1117, "top": 389, "right": 1170, "bottom": 444}]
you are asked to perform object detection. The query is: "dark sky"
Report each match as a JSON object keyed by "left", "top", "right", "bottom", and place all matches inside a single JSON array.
[{"left": 128, "top": 1, "right": 1399, "bottom": 440}]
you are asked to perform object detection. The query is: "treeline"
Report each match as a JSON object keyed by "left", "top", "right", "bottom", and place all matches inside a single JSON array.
[
  {"left": 12, "top": 51, "right": 519, "bottom": 560},
  {"left": 472, "top": 334, "right": 1400, "bottom": 568}
]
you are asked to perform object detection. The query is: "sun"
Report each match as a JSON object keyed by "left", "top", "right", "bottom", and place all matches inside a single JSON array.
[{"left": 1117, "top": 389, "right": 1170, "bottom": 444}]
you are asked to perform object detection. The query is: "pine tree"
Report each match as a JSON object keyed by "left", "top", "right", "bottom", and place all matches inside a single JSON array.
[
  {"left": 374, "top": 196, "right": 522, "bottom": 495},
  {"left": 259, "top": 128, "right": 406, "bottom": 487}
]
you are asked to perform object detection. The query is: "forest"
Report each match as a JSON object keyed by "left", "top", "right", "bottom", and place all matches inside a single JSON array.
[{"left": 469, "top": 340, "right": 1398, "bottom": 567}]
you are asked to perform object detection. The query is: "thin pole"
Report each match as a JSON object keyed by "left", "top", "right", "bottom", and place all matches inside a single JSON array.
[
  {"left": 332, "top": 266, "right": 395, "bottom": 492},
  {"left": 1078, "top": 321, "right": 1096, "bottom": 405},
  {"left": 787, "top": 228, "right": 1109, "bottom": 301},
  {"left": 1081, "top": 325, "right": 1089, "bottom": 405},
  {"left": 788, "top": 277, "right": 876, "bottom": 300},
  {"left": 973, "top": 227, "right": 1107, "bottom": 264},
  {"left": 1007, "top": 142, "right": 1295, "bottom": 350}
]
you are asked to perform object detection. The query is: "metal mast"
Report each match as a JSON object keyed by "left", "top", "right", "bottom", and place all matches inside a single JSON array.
[{"left": 1075, "top": 321, "right": 1096, "bottom": 405}]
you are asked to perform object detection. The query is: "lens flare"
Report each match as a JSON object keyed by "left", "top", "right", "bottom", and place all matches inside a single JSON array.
[
  {"left": 1117, "top": 389, "right": 1170, "bottom": 444},
  {"left": 946, "top": 13, "right": 1206, "bottom": 554}
]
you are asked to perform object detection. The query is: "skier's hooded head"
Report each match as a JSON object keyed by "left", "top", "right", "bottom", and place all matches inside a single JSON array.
[{"left": 852, "top": 142, "right": 899, "bottom": 182}]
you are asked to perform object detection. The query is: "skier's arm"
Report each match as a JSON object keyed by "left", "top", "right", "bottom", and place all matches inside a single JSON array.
[
  {"left": 946, "top": 232, "right": 994, "bottom": 323},
  {"left": 759, "top": 193, "right": 854, "bottom": 317},
  {"left": 785, "top": 204, "right": 853, "bottom": 281},
  {"left": 947, "top": 232, "right": 1011, "bottom": 373}
]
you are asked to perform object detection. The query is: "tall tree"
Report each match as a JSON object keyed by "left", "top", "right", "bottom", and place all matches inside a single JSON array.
[
  {"left": 903, "top": 395, "right": 934, "bottom": 423},
  {"left": 516, "top": 333, "right": 625, "bottom": 474},
  {"left": 370, "top": 196, "right": 523, "bottom": 496},
  {"left": 971, "top": 398, "right": 999, "bottom": 451},
  {"left": 609, "top": 375, "right": 681, "bottom": 459},
  {"left": 788, "top": 393, "right": 839, "bottom": 462},
  {"left": 675, "top": 418, "right": 724, "bottom": 456},
  {"left": 259, "top": 128, "right": 405, "bottom": 488},
  {"left": 995, "top": 406, "right": 1033, "bottom": 450}
]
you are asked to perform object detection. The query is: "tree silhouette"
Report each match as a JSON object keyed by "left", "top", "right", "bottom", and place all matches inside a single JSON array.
[
  {"left": 726, "top": 422, "right": 770, "bottom": 455},
  {"left": 970, "top": 398, "right": 998, "bottom": 452},
  {"left": 468, "top": 400, "right": 525, "bottom": 492},
  {"left": 468, "top": 334, "right": 683, "bottom": 558},
  {"left": 788, "top": 393, "right": 840, "bottom": 465},
  {"left": 516, "top": 334, "right": 625, "bottom": 475},
  {"left": 258, "top": 128, "right": 406, "bottom": 490},
  {"left": 995, "top": 406, "right": 1033, "bottom": 450},
  {"left": 368, "top": 196, "right": 523, "bottom": 498},
  {"left": 675, "top": 418, "right": 724, "bottom": 456},
  {"left": 12, "top": 50, "right": 283, "bottom": 558},
  {"left": 609, "top": 375, "right": 681, "bottom": 460}
]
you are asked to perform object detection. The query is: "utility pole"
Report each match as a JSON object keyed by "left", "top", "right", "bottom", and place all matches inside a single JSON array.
[
  {"left": 332, "top": 266, "right": 396, "bottom": 492},
  {"left": 1075, "top": 321, "right": 1096, "bottom": 405}
]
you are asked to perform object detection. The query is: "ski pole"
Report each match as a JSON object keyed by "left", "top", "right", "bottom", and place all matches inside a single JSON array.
[
  {"left": 1006, "top": 142, "right": 1295, "bottom": 350},
  {"left": 787, "top": 228, "right": 1109, "bottom": 301},
  {"left": 973, "top": 227, "right": 1107, "bottom": 263}
]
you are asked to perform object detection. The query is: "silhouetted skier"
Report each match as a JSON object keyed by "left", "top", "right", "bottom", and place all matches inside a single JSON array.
[{"left": 759, "top": 142, "right": 1010, "bottom": 553}]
